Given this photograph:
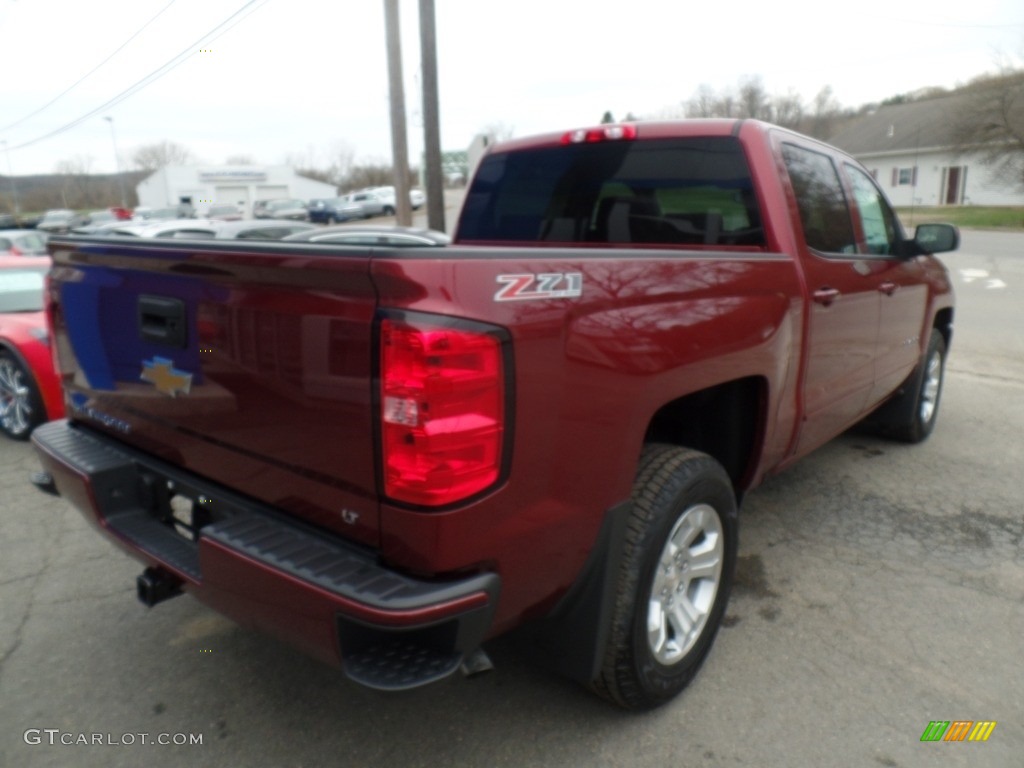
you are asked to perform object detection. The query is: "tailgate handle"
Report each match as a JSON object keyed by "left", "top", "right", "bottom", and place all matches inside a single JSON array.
[{"left": 138, "top": 295, "right": 187, "bottom": 348}]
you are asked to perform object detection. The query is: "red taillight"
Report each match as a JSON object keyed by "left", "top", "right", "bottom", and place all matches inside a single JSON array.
[
  {"left": 561, "top": 124, "right": 637, "bottom": 144},
  {"left": 380, "top": 317, "right": 506, "bottom": 507},
  {"left": 9, "top": 245, "right": 22, "bottom": 256}
]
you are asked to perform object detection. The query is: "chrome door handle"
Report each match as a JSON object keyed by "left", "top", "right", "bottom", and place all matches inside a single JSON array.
[{"left": 813, "top": 287, "right": 840, "bottom": 306}]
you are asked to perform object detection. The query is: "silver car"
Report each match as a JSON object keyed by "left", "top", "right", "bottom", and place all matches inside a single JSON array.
[
  {"left": 341, "top": 191, "right": 392, "bottom": 218},
  {"left": 255, "top": 199, "right": 309, "bottom": 221},
  {"left": 0, "top": 230, "right": 48, "bottom": 256}
]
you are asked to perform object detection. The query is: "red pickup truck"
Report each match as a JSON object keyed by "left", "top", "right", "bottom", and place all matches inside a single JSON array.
[{"left": 32, "top": 119, "right": 957, "bottom": 709}]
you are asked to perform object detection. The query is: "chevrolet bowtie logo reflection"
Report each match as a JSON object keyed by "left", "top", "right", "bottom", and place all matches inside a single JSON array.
[{"left": 140, "top": 357, "right": 193, "bottom": 397}]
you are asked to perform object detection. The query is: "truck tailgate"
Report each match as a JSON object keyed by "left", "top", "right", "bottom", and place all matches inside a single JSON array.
[{"left": 48, "top": 237, "right": 381, "bottom": 547}]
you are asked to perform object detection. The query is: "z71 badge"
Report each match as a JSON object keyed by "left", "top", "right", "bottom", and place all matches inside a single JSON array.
[{"left": 495, "top": 272, "right": 583, "bottom": 302}]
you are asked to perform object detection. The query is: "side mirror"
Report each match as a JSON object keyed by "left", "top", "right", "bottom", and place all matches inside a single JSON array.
[{"left": 913, "top": 223, "right": 959, "bottom": 254}]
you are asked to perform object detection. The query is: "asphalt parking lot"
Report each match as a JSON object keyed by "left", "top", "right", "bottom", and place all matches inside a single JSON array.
[{"left": 0, "top": 230, "right": 1021, "bottom": 768}]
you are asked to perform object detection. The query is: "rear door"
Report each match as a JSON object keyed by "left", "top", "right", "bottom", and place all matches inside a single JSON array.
[{"left": 779, "top": 141, "right": 882, "bottom": 455}]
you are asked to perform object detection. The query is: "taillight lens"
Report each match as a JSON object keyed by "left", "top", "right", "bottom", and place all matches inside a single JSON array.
[{"left": 380, "top": 316, "right": 506, "bottom": 507}]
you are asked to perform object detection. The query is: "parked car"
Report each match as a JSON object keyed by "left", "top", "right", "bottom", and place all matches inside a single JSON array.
[
  {"left": 132, "top": 206, "right": 180, "bottom": 222},
  {"left": 213, "top": 220, "right": 316, "bottom": 240},
  {"left": 254, "top": 199, "right": 308, "bottom": 221},
  {"left": 365, "top": 185, "right": 426, "bottom": 210},
  {"left": 37, "top": 209, "right": 86, "bottom": 234},
  {"left": 68, "top": 209, "right": 123, "bottom": 235},
  {"left": 206, "top": 204, "right": 244, "bottom": 221},
  {"left": 341, "top": 190, "right": 392, "bottom": 218},
  {"left": 87, "top": 210, "right": 118, "bottom": 226},
  {"left": 306, "top": 197, "right": 364, "bottom": 224},
  {"left": 0, "top": 230, "right": 47, "bottom": 256},
  {"left": 0, "top": 256, "right": 63, "bottom": 439},
  {"left": 105, "top": 219, "right": 222, "bottom": 238},
  {"left": 283, "top": 225, "right": 449, "bottom": 247}
]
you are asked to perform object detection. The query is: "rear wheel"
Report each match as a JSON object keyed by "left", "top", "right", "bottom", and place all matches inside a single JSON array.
[
  {"left": 383, "top": 205, "right": 395, "bottom": 217},
  {"left": 0, "top": 351, "right": 45, "bottom": 440},
  {"left": 326, "top": 215, "right": 337, "bottom": 225},
  {"left": 594, "top": 445, "right": 737, "bottom": 709}
]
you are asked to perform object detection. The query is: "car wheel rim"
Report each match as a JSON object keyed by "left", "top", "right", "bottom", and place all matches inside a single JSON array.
[
  {"left": 646, "top": 503, "right": 724, "bottom": 665},
  {"left": 920, "top": 349, "right": 942, "bottom": 424},
  {"left": 0, "top": 359, "right": 32, "bottom": 435}
]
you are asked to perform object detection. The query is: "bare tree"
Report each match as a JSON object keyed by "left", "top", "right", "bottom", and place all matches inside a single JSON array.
[
  {"left": 771, "top": 90, "right": 804, "bottom": 129},
  {"left": 54, "top": 155, "right": 97, "bottom": 208},
  {"left": 950, "top": 68, "right": 1024, "bottom": 188},
  {"left": 686, "top": 85, "right": 718, "bottom": 118},
  {"left": 809, "top": 86, "right": 842, "bottom": 138},
  {"left": 326, "top": 140, "right": 355, "bottom": 185},
  {"left": 738, "top": 76, "right": 770, "bottom": 120},
  {"left": 343, "top": 162, "right": 418, "bottom": 192},
  {"left": 132, "top": 140, "right": 195, "bottom": 172}
]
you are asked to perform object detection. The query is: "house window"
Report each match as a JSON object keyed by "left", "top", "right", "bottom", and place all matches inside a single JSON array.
[{"left": 891, "top": 167, "right": 917, "bottom": 186}]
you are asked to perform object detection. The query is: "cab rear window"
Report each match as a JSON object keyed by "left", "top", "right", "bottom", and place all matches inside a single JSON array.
[{"left": 457, "top": 137, "right": 764, "bottom": 247}]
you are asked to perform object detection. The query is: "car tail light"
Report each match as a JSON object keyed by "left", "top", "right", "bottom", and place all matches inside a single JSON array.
[
  {"left": 561, "top": 124, "right": 637, "bottom": 144},
  {"left": 380, "top": 315, "right": 507, "bottom": 507},
  {"left": 9, "top": 245, "right": 22, "bottom": 256}
]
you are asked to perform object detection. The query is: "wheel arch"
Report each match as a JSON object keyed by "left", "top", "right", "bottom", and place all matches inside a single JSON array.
[
  {"left": 933, "top": 306, "right": 954, "bottom": 350},
  {"left": 643, "top": 376, "right": 767, "bottom": 498},
  {"left": 514, "top": 379, "right": 764, "bottom": 687}
]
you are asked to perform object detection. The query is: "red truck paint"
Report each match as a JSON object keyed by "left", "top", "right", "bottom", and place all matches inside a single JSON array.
[{"left": 32, "top": 120, "right": 956, "bottom": 708}]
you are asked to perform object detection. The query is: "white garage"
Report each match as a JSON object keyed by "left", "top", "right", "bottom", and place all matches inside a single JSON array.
[{"left": 135, "top": 166, "right": 338, "bottom": 217}]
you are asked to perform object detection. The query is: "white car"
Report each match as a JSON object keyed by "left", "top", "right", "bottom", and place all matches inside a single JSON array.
[
  {"left": 105, "top": 219, "right": 222, "bottom": 239},
  {"left": 365, "top": 185, "right": 425, "bottom": 210}
]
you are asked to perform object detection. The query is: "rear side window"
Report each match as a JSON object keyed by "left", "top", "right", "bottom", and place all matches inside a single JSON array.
[
  {"left": 458, "top": 137, "right": 764, "bottom": 247},
  {"left": 781, "top": 143, "right": 856, "bottom": 254}
]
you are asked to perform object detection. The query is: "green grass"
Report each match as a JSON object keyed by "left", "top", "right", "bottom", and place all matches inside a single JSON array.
[{"left": 896, "top": 206, "right": 1024, "bottom": 230}]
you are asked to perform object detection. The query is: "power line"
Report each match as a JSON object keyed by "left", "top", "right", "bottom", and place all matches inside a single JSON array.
[
  {"left": 0, "top": 0, "right": 179, "bottom": 134},
  {"left": 5, "top": 0, "right": 269, "bottom": 153}
]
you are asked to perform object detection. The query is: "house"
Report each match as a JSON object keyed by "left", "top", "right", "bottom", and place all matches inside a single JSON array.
[
  {"left": 828, "top": 89, "right": 1024, "bottom": 207},
  {"left": 135, "top": 165, "right": 338, "bottom": 217}
]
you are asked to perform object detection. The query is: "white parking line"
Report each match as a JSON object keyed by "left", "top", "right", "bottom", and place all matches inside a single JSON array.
[{"left": 959, "top": 268, "right": 1007, "bottom": 289}]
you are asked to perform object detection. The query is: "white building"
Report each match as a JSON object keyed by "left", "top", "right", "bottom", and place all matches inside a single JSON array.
[
  {"left": 135, "top": 166, "right": 338, "bottom": 216},
  {"left": 829, "top": 92, "right": 1024, "bottom": 208}
]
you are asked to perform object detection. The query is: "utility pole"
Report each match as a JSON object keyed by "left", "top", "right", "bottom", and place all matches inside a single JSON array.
[
  {"left": 383, "top": 0, "right": 412, "bottom": 226},
  {"left": 419, "top": 0, "right": 445, "bottom": 232}
]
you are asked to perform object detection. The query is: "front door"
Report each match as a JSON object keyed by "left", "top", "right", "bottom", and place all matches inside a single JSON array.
[
  {"left": 844, "top": 163, "right": 930, "bottom": 406},
  {"left": 942, "top": 166, "right": 965, "bottom": 205}
]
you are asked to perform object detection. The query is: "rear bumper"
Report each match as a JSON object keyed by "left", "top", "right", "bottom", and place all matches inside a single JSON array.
[{"left": 31, "top": 419, "right": 499, "bottom": 690}]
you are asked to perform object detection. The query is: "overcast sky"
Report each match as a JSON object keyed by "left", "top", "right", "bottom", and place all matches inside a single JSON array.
[{"left": 2, "top": 0, "right": 1023, "bottom": 176}]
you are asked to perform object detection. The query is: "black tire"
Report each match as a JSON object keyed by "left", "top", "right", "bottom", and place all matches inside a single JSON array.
[
  {"left": 593, "top": 445, "right": 738, "bottom": 710},
  {"left": 326, "top": 215, "right": 337, "bottom": 225},
  {"left": 870, "top": 329, "right": 946, "bottom": 443},
  {"left": 383, "top": 205, "right": 395, "bottom": 217},
  {"left": 0, "top": 350, "right": 45, "bottom": 440}
]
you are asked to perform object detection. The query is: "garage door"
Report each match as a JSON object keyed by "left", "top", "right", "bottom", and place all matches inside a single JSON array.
[{"left": 216, "top": 185, "right": 249, "bottom": 210}]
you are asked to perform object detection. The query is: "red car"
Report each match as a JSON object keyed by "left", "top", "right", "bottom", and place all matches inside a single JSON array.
[{"left": 0, "top": 256, "right": 63, "bottom": 439}]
